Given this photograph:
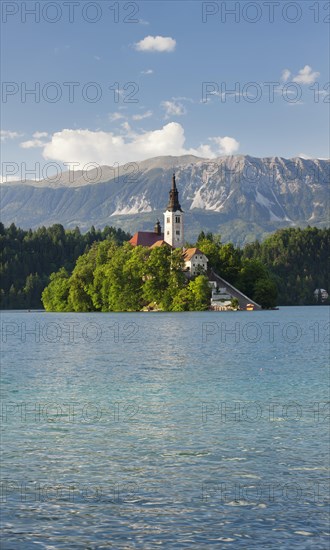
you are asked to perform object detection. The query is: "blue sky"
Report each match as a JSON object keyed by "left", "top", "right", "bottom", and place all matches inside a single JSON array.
[{"left": 1, "top": 0, "right": 329, "bottom": 180}]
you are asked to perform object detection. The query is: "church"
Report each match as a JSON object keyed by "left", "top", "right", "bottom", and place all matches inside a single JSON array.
[
  {"left": 129, "top": 174, "right": 261, "bottom": 310},
  {"left": 129, "top": 174, "right": 208, "bottom": 276}
]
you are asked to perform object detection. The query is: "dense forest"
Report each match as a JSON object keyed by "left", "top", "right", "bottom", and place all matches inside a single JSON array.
[
  {"left": 196, "top": 227, "right": 329, "bottom": 306},
  {"left": 1, "top": 224, "right": 329, "bottom": 310},
  {"left": 0, "top": 223, "right": 130, "bottom": 309},
  {"left": 242, "top": 227, "right": 330, "bottom": 305}
]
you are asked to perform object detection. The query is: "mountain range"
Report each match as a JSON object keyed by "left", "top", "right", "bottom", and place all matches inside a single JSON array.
[{"left": 1, "top": 155, "right": 329, "bottom": 245}]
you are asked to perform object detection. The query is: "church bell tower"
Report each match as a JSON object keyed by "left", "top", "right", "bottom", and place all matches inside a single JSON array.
[{"left": 164, "top": 173, "right": 184, "bottom": 248}]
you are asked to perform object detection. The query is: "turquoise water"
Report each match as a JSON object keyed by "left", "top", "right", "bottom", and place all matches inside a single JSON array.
[{"left": 1, "top": 307, "right": 329, "bottom": 549}]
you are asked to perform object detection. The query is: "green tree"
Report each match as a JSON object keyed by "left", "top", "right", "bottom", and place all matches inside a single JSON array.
[
  {"left": 253, "top": 278, "right": 278, "bottom": 309},
  {"left": 188, "top": 275, "right": 211, "bottom": 310},
  {"left": 41, "top": 268, "right": 71, "bottom": 311}
]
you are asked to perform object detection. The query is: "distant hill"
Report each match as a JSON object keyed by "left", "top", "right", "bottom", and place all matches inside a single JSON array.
[{"left": 1, "top": 155, "right": 329, "bottom": 245}]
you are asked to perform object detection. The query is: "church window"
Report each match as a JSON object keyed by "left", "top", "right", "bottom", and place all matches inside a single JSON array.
[
  {"left": 176, "top": 230, "right": 180, "bottom": 235},
  {"left": 167, "top": 217, "right": 170, "bottom": 223},
  {"left": 167, "top": 231, "right": 170, "bottom": 235},
  {"left": 175, "top": 216, "right": 180, "bottom": 223}
]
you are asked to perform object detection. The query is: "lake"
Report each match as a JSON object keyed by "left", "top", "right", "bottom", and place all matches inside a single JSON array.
[{"left": 1, "top": 307, "right": 329, "bottom": 548}]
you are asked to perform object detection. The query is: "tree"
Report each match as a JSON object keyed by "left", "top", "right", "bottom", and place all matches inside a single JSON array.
[
  {"left": 253, "top": 278, "right": 278, "bottom": 309},
  {"left": 218, "top": 243, "right": 242, "bottom": 283},
  {"left": 188, "top": 275, "right": 211, "bottom": 310},
  {"left": 142, "top": 245, "right": 171, "bottom": 305},
  {"left": 237, "top": 259, "right": 269, "bottom": 299},
  {"left": 171, "top": 287, "right": 193, "bottom": 311},
  {"left": 1, "top": 223, "right": 131, "bottom": 309},
  {"left": 41, "top": 268, "right": 71, "bottom": 311}
]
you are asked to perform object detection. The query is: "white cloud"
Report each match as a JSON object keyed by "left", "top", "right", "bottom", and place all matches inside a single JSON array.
[
  {"left": 161, "top": 100, "right": 186, "bottom": 118},
  {"left": 134, "top": 35, "right": 176, "bottom": 53},
  {"left": 20, "top": 131, "right": 49, "bottom": 148},
  {"left": 0, "top": 175, "right": 23, "bottom": 184},
  {"left": 281, "top": 69, "right": 291, "bottom": 82},
  {"left": 210, "top": 136, "right": 240, "bottom": 156},
  {"left": 109, "top": 112, "right": 127, "bottom": 122},
  {"left": 120, "top": 121, "right": 134, "bottom": 136},
  {"left": 138, "top": 19, "right": 149, "bottom": 25},
  {"left": 33, "top": 131, "right": 48, "bottom": 139},
  {"left": 141, "top": 69, "right": 153, "bottom": 75},
  {"left": 41, "top": 124, "right": 240, "bottom": 167},
  {"left": 1, "top": 130, "right": 23, "bottom": 141},
  {"left": 292, "top": 65, "right": 320, "bottom": 85},
  {"left": 20, "top": 139, "right": 46, "bottom": 149},
  {"left": 132, "top": 110, "right": 153, "bottom": 121}
]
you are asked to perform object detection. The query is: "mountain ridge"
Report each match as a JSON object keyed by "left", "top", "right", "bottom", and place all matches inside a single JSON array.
[{"left": 1, "top": 155, "right": 329, "bottom": 245}]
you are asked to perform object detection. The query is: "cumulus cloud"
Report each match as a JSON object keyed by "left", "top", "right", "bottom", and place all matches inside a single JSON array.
[
  {"left": 292, "top": 65, "right": 320, "bottom": 84},
  {"left": 132, "top": 110, "right": 153, "bottom": 121},
  {"left": 161, "top": 100, "right": 186, "bottom": 118},
  {"left": 41, "top": 124, "right": 240, "bottom": 167},
  {"left": 281, "top": 69, "right": 291, "bottom": 82},
  {"left": 210, "top": 136, "right": 240, "bottom": 156},
  {"left": 1, "top": 130, "right": 23, "bottom": 141},
  {"left": 134, "top": 35, "right": 176, "bottom": 52},
  {"left": 33, "top": 131, "right": 48, "bottom": 139}
]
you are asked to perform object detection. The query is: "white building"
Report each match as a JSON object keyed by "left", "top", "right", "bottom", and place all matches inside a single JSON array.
[
  {"left": 183, "top": 248, "right": 208, "bottom": 276},
  {"left": 313, "top": 288, "right": 329, "bottom": 302}
]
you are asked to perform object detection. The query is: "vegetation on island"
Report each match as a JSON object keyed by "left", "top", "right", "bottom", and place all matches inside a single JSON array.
[
  {"left": 0, "top": 223, "right": 329, "bottom": 311},
  {"left": 0, "top": 222, "right": 130, "bottom": 309},
  {"left": 41, "top": 241, "right": 212, "bottom": 312}
]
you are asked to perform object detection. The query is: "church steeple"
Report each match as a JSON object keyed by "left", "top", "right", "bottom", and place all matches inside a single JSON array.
[
  {"left": 164, "top": 172, "right": 184, "bottom": 248},
  {"left": 167, "top": 173, "right": 183, "bottom": 212}
]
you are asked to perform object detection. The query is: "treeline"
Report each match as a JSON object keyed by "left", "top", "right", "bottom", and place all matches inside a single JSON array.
[
  {"left": 1, "top": 224, "right": 328, "bottom": 310},
  {"left": 242, "top": 226, "right": 330, "bottom": 305},
  {"left": 195, "top": 232, "right": 277, "bottom": 307},
  {"left": 195, "top": 227, "right": 329, "bottom": 306},
  {"left": 0, "top": 223, "right": 130, "bottom": 309}
]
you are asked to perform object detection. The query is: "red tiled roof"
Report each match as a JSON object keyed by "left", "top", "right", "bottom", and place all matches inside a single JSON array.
[
  {"left": 183, "top": 247, "right": 206, "bottom": 261},
  {"left": 129, "top": 231, "right": 165, "bottom": 247}
]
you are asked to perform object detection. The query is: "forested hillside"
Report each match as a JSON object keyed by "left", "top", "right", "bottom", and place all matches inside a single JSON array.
[
  {"left": 242, "top": 227, "right": 330, "bottom": 305},
  {"left": 194, "top": 226, "right": 329, "bottom": 307},
  {"left": 0, "top": 223, "right": 130, "bottom": 309}
]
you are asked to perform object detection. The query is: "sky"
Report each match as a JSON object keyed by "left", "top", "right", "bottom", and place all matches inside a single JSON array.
[{"left": 1, "top": 0, "right": 329, "bottom": 181}]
